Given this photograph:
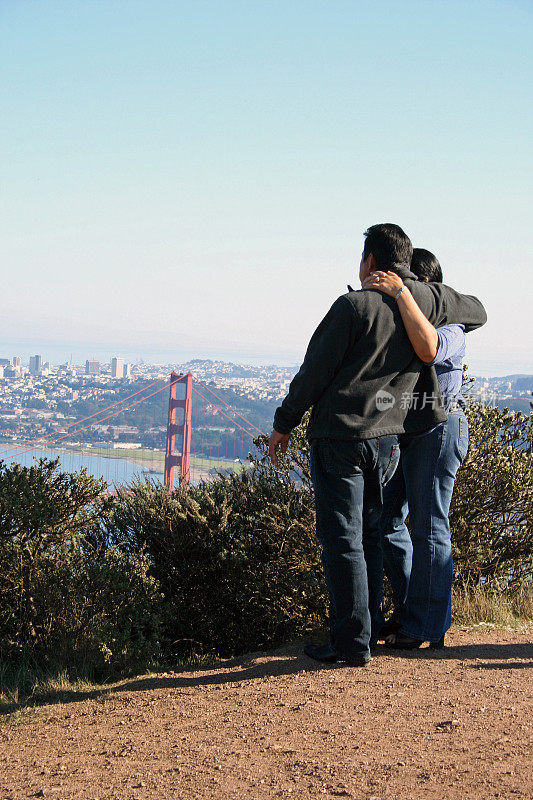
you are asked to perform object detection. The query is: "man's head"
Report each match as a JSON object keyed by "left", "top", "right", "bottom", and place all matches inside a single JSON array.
[
  {"left": 359, "top": 223, "right": 413, "bottom": 283},
  {"left": 411, "top": 248, "right": 443, "bottom": 283}
]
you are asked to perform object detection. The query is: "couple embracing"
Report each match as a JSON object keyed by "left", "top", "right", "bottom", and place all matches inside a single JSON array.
[{"left": 269, "top": 223, "right": 487, "bottom": 666}]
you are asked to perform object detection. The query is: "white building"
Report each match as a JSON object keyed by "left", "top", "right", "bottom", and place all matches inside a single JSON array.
[{"left": 111, "top": 357, "right": 124, "bottom": 378}]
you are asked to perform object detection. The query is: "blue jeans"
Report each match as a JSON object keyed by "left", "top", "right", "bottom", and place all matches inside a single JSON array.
[
  {"left": 310, "top": 436, "right": 400, "bottom": 659},
  {"left": 380, "top": 410, "right": 469, "bottom": 642}
]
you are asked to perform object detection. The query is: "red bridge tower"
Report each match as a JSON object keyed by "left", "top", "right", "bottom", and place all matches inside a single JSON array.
[{"left": 164, "top": 371, "right": 193, "bottom": 490}]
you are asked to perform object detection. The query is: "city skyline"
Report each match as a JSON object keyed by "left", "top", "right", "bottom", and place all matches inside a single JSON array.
[{"left": 0, "top": 340, "right": 531, "bottom": 380}]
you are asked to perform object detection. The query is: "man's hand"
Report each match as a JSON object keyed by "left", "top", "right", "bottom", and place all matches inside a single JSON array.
[{"left": 268, "top": 429, "right": 290, "bottom": 468}]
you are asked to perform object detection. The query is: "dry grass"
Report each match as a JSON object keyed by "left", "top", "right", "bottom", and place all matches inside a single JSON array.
[
  {"left": 0, "top": 663, "right": 106, "bottom": 713},
  {"left": 0, "top": 652, "right": 217, "bottom": 714},
  {"left": 453, "top": 582, "right": 533, "bottom": 625}
]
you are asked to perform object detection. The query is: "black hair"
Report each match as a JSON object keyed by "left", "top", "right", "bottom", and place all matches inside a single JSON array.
[
  {"left": 411, "top": 248, "right": 443, "bottom": 283},
  {"left": 363, "top": 223, "right": 413, "bottom": 271}
]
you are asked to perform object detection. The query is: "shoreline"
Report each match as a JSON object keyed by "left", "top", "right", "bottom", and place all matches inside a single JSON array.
[{"left": 1, "top": 441, "right": 244, "bottom": 475}]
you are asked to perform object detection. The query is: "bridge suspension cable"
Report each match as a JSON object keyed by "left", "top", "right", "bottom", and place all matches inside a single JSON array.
[
  {"left": 192, "top": 377, "right": 266, "bottom": 436},
  {"left": 3, "top": 377, "right": 175, "bottom": 461},
  {"left": 192, "top": 385, "right": 264, "bottom": 438},
  {"left": 0, "top": 376, "right": 169, "bottom": 458}
]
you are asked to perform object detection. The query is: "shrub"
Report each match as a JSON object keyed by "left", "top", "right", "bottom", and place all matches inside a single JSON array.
[
  {"left": 0, "top": 458, "right": 163, "bottom": 675},
  {"left": 450, "top": 403, "right": 533, "bottom": 585},
  {"left": 107, "top": 460, "right": 325, "bottom": 659}
]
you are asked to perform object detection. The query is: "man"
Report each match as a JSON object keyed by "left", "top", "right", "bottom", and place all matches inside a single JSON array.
[{"left": 269, "top": 223, "right": 487, "bottom": 666}]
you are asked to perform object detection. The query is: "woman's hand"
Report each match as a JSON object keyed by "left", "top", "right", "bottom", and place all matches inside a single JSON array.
[
  {"left": 363, "top": 270, "right": 439, "bottom": 362},
  {"left": 362, "top": 270, "right": 404, "bottom": 298}
]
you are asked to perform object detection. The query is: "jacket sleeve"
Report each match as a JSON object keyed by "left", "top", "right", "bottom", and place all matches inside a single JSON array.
[
  {"left": 408, "top": 281, "right": 487, "bottom": 333},
  {"left": 273, "top": 296, "right": 357, "bottom": 434}
]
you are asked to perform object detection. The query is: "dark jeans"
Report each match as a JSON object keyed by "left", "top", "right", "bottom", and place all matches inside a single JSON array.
[
  {"left": 380, "top": 410, "right": 469, "bottom": 642},
  {"left": 310, "top": 436, "right": 400, "bottom": 659}
]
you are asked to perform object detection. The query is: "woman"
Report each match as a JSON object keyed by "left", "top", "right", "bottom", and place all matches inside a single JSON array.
[{"left": 363, "top": 249, "right": 469, "bottom": 649}]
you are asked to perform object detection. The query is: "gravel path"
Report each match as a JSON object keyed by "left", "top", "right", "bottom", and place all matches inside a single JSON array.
[{"left": 1, "top": 626, "right": 532, "bottom": 800}]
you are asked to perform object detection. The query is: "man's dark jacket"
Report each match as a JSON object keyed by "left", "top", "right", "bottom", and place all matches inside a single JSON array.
[{"left": 273, "top": 265, "right": 487, "bottom": 441}]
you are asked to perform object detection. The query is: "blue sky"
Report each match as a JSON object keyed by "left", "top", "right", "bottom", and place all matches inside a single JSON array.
[{"left": 1, "top": 0, "right": 532, "bottom": 374}]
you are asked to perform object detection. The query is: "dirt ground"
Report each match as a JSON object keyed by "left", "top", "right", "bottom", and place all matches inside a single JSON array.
[{"left": 1, "top": 626, "right": 532, "bottom": 800}]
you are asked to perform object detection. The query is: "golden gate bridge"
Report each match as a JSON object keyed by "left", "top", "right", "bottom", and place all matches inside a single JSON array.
[{"left": 0, "top": 372, "right": 267, "bottom": 490}]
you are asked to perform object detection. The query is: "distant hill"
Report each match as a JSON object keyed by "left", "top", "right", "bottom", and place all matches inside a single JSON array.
[
  {"left": 512, "top": 375, "right": 533, "bottom": 391},
  {"left": 496, "top": 398, "right": 533, "bottom": 414}
]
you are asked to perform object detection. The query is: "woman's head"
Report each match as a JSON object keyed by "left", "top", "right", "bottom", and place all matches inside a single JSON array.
[{"left": 411, "top": 248, "right": 443, "bottom": 283}]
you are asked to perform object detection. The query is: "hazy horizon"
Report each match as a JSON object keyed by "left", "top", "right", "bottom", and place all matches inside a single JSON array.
[{"left": 1, "top": 335, "right": 531, "bottom": 379}]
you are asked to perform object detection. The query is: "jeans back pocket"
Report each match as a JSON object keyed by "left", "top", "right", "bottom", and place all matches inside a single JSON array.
[
  {"left": 318, "top": 439, "right": 365, "bottom": 477},
  {"left": 381, "top": 442, "right": 401, "bottom": 486},
  {"left": 457, "top": 414, "right": 469, "bottom": 462}
]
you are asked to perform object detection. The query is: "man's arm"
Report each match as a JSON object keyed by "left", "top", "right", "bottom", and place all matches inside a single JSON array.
[
  {"left": 272, "top": 295, "right": 358, "bottom": 438},
  {"left": 407, "top": 280, "right": 487, "bottom": 333}
]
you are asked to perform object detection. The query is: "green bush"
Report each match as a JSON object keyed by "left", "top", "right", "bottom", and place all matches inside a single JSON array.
[
  {"left": 450, "top": 402, "right": 533, "bottom": 585},
  {"left": 0, "top": 458, "right": 163, "bottom": 675},
  {"left": 107, "top": 461, "right": 325, "bottom": 659}
]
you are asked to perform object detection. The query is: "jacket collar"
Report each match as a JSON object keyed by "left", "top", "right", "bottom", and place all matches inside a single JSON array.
[
  {"left": 347, "top": 264, "right": 418, "bottom": 293},
  {"left": 392, "top": 263, "right": 418, "bottom": 281}
]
